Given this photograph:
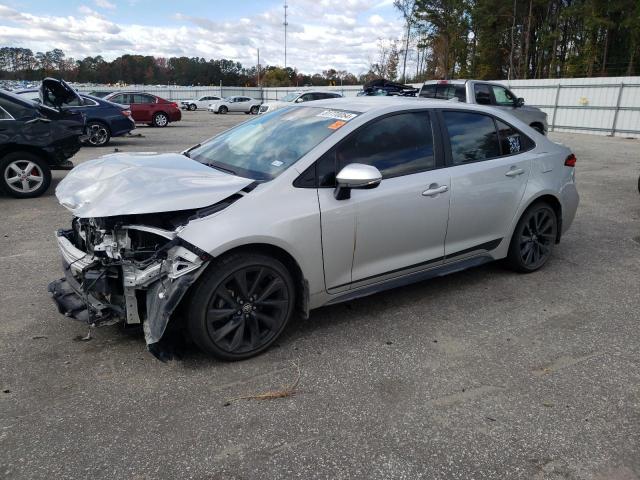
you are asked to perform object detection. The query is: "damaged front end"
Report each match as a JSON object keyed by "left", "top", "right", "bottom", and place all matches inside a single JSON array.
[{"left": 48, "top": 215, "right": 210, "bottom": 354}]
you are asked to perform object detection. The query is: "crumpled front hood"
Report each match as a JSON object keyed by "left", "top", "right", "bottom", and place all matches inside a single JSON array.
[{"left": 56, "top": 152, "right": 253, "bottom": 218}]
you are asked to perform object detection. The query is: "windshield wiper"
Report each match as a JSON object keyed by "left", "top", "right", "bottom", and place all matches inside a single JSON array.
[
  {"left": 204, "top": 162, "right": 238, "bottom": 176},
  {"left": 183, "top": 144, "right": 200, "bottom": 158}
]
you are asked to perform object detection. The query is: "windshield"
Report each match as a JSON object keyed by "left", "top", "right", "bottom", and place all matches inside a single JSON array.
[
  {"left": 188, "top": 106, "right": 359, "bottom": 180},
  {"left": 280, "top": 92, "right": 299, "bottom": 102}
]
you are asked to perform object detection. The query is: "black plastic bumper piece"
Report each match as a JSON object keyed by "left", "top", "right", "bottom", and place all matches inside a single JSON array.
[
  {"left": 48, "top": 265, "right": 120, "bottom": 325},
  {"left": 48, "top": 277, "right": 91, "bottom": 323}
]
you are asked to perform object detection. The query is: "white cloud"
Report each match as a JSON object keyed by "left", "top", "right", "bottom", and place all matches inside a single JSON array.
[
  {"left": 0, "top": 1, "right": 404, "bottom": 74},
  {"left": 368, "top": 14, "right": 385, "bottom": 26},
  {"left": 94, "top": 0, "right": 116, "bottom": 9}
]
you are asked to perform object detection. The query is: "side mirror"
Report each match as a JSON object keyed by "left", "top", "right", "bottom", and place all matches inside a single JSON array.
[
  {"left": 334, "top": 163, "right": 382, "bottom": 200},
  {"left": 516, "top": 97, "right": 525, "bottom": 107}
]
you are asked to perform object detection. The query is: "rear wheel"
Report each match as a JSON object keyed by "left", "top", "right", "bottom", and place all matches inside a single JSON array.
[
  {"left": 0, "top": 152, "right": 52, "bottom": 198},
  {"left": 152, "top": 112, "right": 169, "bottom": 127},
  {"left": 506, "top": 202, "right": 558, "bottom": 272},
  {"left": 85, "top": 121, "right": 111, "bottom": 147},
  {"left": 219, "top": 106, "right": 228, "bottom": 114},
  {"left": 188, "top": 253, "right": 295, "bottom": 361}
]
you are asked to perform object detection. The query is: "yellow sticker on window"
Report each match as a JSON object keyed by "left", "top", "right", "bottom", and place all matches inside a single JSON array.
[{"left": 328, "top": 120, "right": 346, "bottom": 130}]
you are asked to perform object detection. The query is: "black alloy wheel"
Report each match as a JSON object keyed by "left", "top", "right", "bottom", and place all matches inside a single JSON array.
[
  {"left": 188, "top": 253, "right": 295, "bottom": 360},
  {"left": 507, "top": 203, "right": 557, "bottom": 272}
]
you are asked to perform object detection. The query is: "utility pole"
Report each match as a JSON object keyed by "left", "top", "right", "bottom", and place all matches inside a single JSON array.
[
  {"left": 283, "top": 0, "right": 288, "bottom": 70},
  {"left": 257, "top": 48, "right": 260, "bottom": 87}
]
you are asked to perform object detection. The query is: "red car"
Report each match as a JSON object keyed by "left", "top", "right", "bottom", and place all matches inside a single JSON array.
[{"left": 104, "top": 92, "right": 181, "bottom": 127}]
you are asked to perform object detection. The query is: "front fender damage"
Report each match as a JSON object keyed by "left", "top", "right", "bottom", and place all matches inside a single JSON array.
[{"left": 144, "top": 266, "right": 206, "bottom": 353}]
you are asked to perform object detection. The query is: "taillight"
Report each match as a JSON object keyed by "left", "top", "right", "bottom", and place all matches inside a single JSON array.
[
  {"left": 564, "top": 153, "right": 577, "bottom": 167},
  {"left": 121, "top": 109, "right": 131, "bottom": 117}
]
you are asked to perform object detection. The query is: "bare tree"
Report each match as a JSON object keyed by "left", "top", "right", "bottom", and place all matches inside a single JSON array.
[{"left": 394, "top": 0, "right": 417, "bottom": 82}]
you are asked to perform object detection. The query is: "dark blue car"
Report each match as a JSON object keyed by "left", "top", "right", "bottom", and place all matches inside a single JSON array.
[{"left": 14, "top": 89, "right": 135, "bottom": 146}]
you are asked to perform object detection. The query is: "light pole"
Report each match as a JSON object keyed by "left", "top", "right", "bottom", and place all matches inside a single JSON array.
[{"left": 283, "top": 1, "right": 288, "bottom": 70}]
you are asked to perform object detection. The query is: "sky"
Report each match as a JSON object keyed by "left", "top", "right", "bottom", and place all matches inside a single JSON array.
[{"left": 0, "top": 0, "right": 404, "bottom": 75}]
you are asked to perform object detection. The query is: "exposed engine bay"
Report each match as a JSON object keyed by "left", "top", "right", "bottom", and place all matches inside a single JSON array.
[{"left": 48, "top": 212, "right": 211, "bottom": 353}]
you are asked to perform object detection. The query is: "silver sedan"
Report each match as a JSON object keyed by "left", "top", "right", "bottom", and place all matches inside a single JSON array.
[
  {"left": 208, "top": 96, "right": 261, "bottom": 115},
  {"left": 50, "top": 98, "right": 579, "bottom": 361}
]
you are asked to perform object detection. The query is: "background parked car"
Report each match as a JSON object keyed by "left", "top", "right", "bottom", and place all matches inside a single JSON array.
[
  {"left": 208, "top": 96, "right": 261, "bottom": 114},
  {"left": 258, "top": 90, "right": 343, "bottom": 114},
  {"left": 0, "top": 82, "right": 85, "bottom": 198},
  {"left": 15, "top": 89, "right": 134, "bottom": 147},
  {"left": 88, "top": 91, "right": 114, "bottom": 98},
  {"left": 181, "top": 95, "right": 221, "bottom": 111},
  {"left": 104, "top": 92, "right": 181, "bottom": 127},
  {"left": 419, "top": 80, "right": 548, "bottom": 135},
  {"left": 356, "top": 79, "right": 419, "bottom": 97}
]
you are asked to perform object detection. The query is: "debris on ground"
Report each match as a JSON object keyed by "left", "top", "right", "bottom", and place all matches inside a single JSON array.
[
  {"left": 225, "top": 362, "right": 301, "bottom": 405},
  {"left": 31, "top": 335, "right": 48, "bottom": 340},
  {"left": 73, "top": 329, "right": 93, "bottom": 342}
]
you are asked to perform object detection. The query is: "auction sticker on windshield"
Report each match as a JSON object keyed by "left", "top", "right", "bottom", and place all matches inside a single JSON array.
[{"left": 317, "top": 110, "right": 358, "bottom": 121}]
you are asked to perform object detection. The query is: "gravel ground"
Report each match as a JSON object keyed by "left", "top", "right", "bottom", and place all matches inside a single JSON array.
[{"left": 1, "top": 110, "right": 639, "bottom": 480}]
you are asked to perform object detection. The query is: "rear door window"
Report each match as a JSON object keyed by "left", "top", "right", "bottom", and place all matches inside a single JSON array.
[
  {"left": 473, "top": 84, "right": 492, "bottom": 105},
  {"left": 133, "top": 94, "right": 154, "bottom": 104},
  {"left": 443, "top": 111, "right": 500, "bottom": 164}
]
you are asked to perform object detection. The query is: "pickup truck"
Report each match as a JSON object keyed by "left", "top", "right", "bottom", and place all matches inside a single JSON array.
[{"left": 418, "top": 79, "right": 548, "bottom": 135}]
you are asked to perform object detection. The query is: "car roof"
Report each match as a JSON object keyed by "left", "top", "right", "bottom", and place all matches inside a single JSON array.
[
  {"left": 294, "top": 96, "right": 509, "bottom": 115},
  {"left": 421, "top": 80, "right": 467, "bottom": 85}
]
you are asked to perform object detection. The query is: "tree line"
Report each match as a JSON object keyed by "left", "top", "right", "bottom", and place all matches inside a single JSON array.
[
  {"left": 2, "top": 0, "right": 638, "bottom": 87},
  {"left": 394, "top": 0, "right": 640, "bottom": 82},
  {"left": 0, "top": 47, "right": 365, "bottom": 87}
]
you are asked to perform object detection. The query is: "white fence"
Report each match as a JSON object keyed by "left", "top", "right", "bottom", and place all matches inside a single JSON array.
[
  {"left": 502, "top": 77, "right": 640, "bottom": 138},
  {"left": 77, "top": 77, "right": 640, "bottom": 138}
]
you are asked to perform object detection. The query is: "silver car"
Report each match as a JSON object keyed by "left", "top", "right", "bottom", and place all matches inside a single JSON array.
[
  {"left": 208, "top": 96, "right": 261, "bottom": 115},
  {"left": 259, "top": 90, "right": 343, "bottom": 114},
  {"left": 49, "top": 98, "right": 579, "bottom": 361}
]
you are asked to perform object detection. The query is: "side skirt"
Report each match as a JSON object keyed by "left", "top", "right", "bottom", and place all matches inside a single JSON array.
[{"left": 325, "top": 254, "right": 493, "bottom": 306}]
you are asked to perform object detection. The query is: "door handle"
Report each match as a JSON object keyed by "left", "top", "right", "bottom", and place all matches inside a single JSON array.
[
  {"left": 422, "top": 184, "right": 448, "bottom": 197},
  {"left": 505, "top": 167, "right": 525, "bottom": 177}
]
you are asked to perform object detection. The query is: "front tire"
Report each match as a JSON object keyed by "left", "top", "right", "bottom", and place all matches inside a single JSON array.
[
  {"left": 188, "top": 253, "right": 295, "bottom": 361},
  {"left": 250, "top": 106, "right": 259, "bottom": 115},
  {"left": 152, "top": 112, "right": 169, "bottom": 127},
  {"left": 0, "top": 152, "right": 52, "bottom": 198},
  {"left": 218, "top": 106, "right": 228, "bottom": 114},
  {"left": 188, "top": 104, "right": 197, "bottom": 111},
  {"left": 506, "top": 202, "right": 558, "bottom": 272}
]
